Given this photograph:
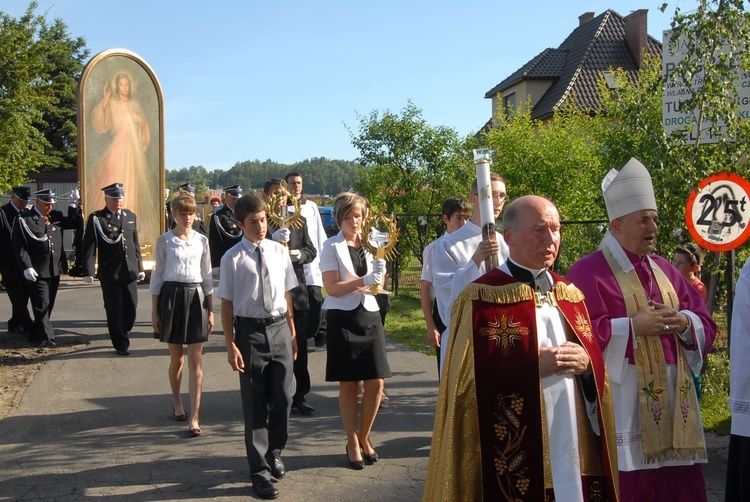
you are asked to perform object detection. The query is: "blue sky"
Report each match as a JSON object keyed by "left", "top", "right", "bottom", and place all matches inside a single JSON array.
[{"left": 7, "top": 1, "right": 678, "bottom": 171}]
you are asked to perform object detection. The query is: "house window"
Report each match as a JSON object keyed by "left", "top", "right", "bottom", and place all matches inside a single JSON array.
[{"left": 503, "top": 92, "right": 516, "bottom": 116}]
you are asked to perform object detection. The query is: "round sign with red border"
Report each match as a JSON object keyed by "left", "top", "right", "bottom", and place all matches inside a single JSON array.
[{"left": 685, "top": 172, "right": 750, "bottom": 252}]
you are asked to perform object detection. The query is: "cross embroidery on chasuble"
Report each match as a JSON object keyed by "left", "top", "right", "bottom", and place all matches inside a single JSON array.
[{"left": 478, "top": 315, "right": 529, "bottom": 356}]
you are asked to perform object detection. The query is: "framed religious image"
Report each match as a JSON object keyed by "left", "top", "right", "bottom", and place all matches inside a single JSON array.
[{"left": 78, "top": 49, "right": 165, "bottom": 268}]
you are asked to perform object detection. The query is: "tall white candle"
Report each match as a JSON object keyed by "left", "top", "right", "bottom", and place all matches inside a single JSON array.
[{"left": 473, "top": 149, "right": 494, "bottom": 227}]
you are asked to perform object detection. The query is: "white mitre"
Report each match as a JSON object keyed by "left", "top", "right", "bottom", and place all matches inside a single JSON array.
[{"left": 602, "top": 157, "right": 657, "bottom": 221}]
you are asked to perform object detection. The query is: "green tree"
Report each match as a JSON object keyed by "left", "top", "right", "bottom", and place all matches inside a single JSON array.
[
  {"left": 0, "top": 2, "right": 87, "bottom": 190},
  {"left": 348, "top": 101, "right": 473, "bottom": 262},
  {"left": 0, "top": 3, "right": 53, "bottom": 190},
  {"left": 34, "top": 16, "right": 89, "bottom": 170},
  {"left": 477, "top": 100, "right": 606, "bottom": 271}
]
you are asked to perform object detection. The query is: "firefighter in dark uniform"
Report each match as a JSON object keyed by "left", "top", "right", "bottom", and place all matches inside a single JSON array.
[
  {"left": 11, "top": 189, "right": 79, "bottom": 347},
  {"left": 1, "top": 186, "right": 33, "bottom": 335},
  {"left": 208, "top": 185, "right": 244, "bottom": 268},
  {"left": 167, "top": 183, "right": 207, "bottom": 236},
  {"left": 81, "top": 183, "right": 144, "bottom": 355}
]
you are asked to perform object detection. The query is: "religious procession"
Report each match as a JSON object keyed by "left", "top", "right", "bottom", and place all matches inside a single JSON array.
[{"left": 3, "top": 2, "right": 750, "bottom": 502}]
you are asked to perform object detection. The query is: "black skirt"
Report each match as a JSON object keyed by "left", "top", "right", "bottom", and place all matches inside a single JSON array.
[
  {"left": 325, "top": 304, "right": 391, "bottom": 382},
  {"left": 157, "top": 282, "right": 209, "bottom": 345}
]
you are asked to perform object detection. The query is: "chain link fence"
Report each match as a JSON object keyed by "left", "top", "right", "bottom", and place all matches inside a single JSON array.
[{"left": 389, "top": 214, "right": 608, "bottom": 298}]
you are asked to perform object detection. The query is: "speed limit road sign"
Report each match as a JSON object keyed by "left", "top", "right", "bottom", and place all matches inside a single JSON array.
[{"left": 685, "top": 172, "right": 750, "bottom": 252}]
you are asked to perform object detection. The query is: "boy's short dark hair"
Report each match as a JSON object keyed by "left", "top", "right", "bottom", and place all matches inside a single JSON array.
[
  {"left": 284, "top": 172, "right": 302, "bottom": 182},
  {"left": 442, "top": 196, "right": 472, "bottom": 219},
  {"left": 263, "top": 178, "right": 283, "bottom": 195},
  {"left": 234, "top": 192, "right": 266, "bottom": 222}
]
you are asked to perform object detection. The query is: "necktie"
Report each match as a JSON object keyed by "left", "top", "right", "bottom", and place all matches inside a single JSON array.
[
  {"left": 257, "top": 246, "right": 274, "bottom": 312},
  {"left": 42, "top": 215, "right": 48, "bottom": 223}
]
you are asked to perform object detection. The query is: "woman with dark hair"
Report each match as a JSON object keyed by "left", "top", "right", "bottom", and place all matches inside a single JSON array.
[
  {"left": 150, "top": 194, "right": 214, "bottom": 437},
  {"left": 320, "top": 192, "right": 391, "bottom": 469}
]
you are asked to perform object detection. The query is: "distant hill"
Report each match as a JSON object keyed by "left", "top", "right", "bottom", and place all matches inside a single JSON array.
[{"left": 166, "top": 157, "right": 362, "bottom": 196}]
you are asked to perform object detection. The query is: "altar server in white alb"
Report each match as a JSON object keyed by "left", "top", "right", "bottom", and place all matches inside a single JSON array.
[{"left": 431, "top": 172, "right": 509, "bottom": 370}]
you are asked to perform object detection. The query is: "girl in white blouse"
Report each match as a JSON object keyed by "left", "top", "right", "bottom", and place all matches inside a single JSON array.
[{"left": 150, "top": 194, "right": 214, "bottom": 437}]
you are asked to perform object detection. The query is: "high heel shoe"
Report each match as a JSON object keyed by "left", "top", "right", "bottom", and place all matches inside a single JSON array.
[
  {"left": 363, "top": 450, "right": 379, "bottom": 464},
  {"left": 359, "top": 436, "right": 379, "bottom": 463},
  {"left": 346, "top": 445, "right": 364, "bottom": 470}
]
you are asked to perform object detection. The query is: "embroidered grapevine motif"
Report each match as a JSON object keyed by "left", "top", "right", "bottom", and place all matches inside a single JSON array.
[
  {"left": 574, "top": 307, "right": 593, "bottom": 342},
  {"left": 480, "top": 315, "right": 529, "bottom": 356},
  {"left": 643, "top": 380, "right": 665, "bottom": 430},
  {"left": 493, "top": 393, "right": 530, "bottom": 499}
]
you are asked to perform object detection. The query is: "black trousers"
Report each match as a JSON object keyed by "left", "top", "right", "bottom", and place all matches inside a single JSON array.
[
  {"left": 234, "top": 317, "right": 295, "bottom": 483},
  {"left": 26, "top": 276, "right": 60, "bottom": 343},
  {"left": 291, "top": 312, "right": 310, "bottom": 403},
  {"left": 432, "top": 298, "right": 445, "bottom": 373},
  {"left": 100, "top": 279, "right": 138, "bottom": 351},
  {"left": 305, "top": 285, "right": 323, "bottom": 339},
  {"left": 2, "top": 268, "right": 33, "bottom": 333}
]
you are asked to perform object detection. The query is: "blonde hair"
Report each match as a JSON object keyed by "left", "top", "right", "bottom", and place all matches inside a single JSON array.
[{"left": 332, "top": 192, "right": 369, "bottom": 226}]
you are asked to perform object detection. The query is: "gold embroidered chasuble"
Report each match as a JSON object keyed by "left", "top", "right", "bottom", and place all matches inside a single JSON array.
[{"left": 423, "top": 269, "right": 618, "bottom": 502}]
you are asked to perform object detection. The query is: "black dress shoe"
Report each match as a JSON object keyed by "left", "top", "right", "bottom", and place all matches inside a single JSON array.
[
  {"left": 293, "top": 401, "right": 315, "bottom": 415},
  {"left": 269, "top": 456, "right": 286, "bottom": 479},
  {"left": 38, "top": 339, "right": 56, "bottom": 348},
  {"left": 346, "top": 445, "right": 364, "bottom": 470},
  {"left": 314, "top": 333, "right": 326, "bottom": 347},
  {"left": 116, "top": 348, "right": 130, "bottom": 356},
  {"left": 252, "top": 479, "right": 279, "bottom": 499}
]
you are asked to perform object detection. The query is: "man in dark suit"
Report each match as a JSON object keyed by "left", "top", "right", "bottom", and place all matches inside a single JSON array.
[
  {"left": 167, "top": 182, "right": 207, "bottom": 236},
  {"left": 264, "top": 178, "right": 317, "bottom": 415},
  {"left": 1, "top": 186, "right": 33, "bottom": 335},
  {"left": 209, "top": 185, "right": 244, "bottom": 269},
  {"left": 81, "top": 183, "right": 144, "bottom": 355},
  {"left": 12, "top": 189, "right": 79, "bottom": 346}
]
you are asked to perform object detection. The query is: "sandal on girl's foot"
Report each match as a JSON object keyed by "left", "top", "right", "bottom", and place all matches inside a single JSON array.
[
  {"left": 173, "top": 407, "right": 188, "bottom": 421},
  {"left": 189, "top": 427, "right": 203, "bottom": 438}
]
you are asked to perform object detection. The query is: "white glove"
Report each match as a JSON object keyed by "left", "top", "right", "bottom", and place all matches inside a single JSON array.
[
  {"left": 289, "top": 249, "right": 301, "bottom": 259},
  {"left": 372, "top": 259, "right": 386, "bottom": 275},
  {"left": 82, "top": 276, "right": 95, "bottom": 284},
  {"left": 363, "top": 271, "right": 383, "bottom": 286},
  {"left": 138, "top": 272, "right": 146, "bottom": 282},
  {"left": 68, "top": 188, "right": 80, "bottom": 204},
  {"left": 24, "top": 268, "right": 38, "bottom": 282},
  {"left": 271, "top": 228, "right": 291, "bottom": 243}
]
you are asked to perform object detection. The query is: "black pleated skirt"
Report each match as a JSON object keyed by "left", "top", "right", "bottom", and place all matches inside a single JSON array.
[
  {"left": 325, "top": 304, "right": 391, "bottom": 382},
  {"left": 157, "top": 282, "right": 209, "bottom": 345}
]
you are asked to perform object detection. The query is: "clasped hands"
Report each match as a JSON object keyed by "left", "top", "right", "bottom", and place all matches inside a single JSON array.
[
  {"left": 632, "top": 301, "right": 689, "bottom": 337},
  {"left": 539, "top": 341, "right": 591, "bottom": 378}
]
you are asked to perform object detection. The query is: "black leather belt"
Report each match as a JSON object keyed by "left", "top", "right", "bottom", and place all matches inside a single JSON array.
[{"left": 236, "top": 313, "right": 287, "bottom": 326}]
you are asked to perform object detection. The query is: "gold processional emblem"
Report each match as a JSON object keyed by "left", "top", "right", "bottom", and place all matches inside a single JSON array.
[
  {"left": 266, "top": 181, "right": 303, "bottom": 250},
  {"left": 361, "top": 210, "right": 399, "bottom": 296}
]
